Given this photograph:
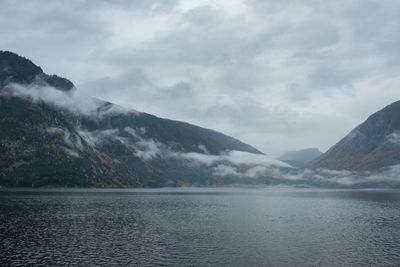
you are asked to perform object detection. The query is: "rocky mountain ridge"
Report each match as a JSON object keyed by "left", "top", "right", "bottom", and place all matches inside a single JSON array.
[
  {"left": 308, "top": 101, "right": 400, "bottom": 171},
  {"left": 0, "top": 51, "right": 285, "bottom": 187}
]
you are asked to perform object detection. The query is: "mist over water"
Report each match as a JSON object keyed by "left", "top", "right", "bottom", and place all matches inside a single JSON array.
[{"left": 2, "top": 188, "right": 400, "bottom": 266}]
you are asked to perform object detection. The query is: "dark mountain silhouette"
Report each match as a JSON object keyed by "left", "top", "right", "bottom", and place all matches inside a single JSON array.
[
  {"left": 279, "top": 148, "right": 322, "bottom": 168},
  {"left": 0, "top": 51, "right": 264, "bottom": 187},
  {"left": 0, "top": 51, "right": 74, "bottom": 91},
  {"left": 308, "top": 101, "right": 400, "bottom": 171}
]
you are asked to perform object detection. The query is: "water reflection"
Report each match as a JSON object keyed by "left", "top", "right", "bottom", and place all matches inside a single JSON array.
[{"left": 1, "top": 188, "right": 400, "bottom": 266}]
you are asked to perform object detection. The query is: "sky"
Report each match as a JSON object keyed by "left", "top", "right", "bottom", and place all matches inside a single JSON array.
[{"left": 1, "top": 0, "right": 400, "bottom": 156}]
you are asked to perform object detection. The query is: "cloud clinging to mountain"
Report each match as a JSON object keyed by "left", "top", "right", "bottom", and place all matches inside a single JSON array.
[{"left": 2, "top": 0, "right": 400, "bottom": 155}]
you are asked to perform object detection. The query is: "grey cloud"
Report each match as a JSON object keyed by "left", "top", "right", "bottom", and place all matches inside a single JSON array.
[
  {"left": 212, "top": 164, "right": 241, "bottom": 177},
  {"left": 124, "top": 127, "right": 164, "bottom": 160},
  {"left": 387, "top": 132, "right": 400, "bottom": 145},
  {"left": 7, "top": 82, "right": 135, "bottom": 117},
  {"left": 277, "top": 165, "right": 400, "bottom": 188},
  {"left": 77, "top": 129, "right": 120, "bottom": 147},
  {"left": 2, "top": 0, "right": 400, "bottom": 155},
  {"left": 167, "top": 150, "right": 291, "bottom": 179}
]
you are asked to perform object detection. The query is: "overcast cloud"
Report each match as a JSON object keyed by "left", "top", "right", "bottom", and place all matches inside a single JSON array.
[{"left": 1, "top": 0, "right": 400, "bottom": 155}]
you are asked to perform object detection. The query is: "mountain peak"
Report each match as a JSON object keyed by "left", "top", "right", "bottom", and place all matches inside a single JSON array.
[
  {"left": 0, "top": 51, "right": 74, "bottom": 92},
  {"left": 308, "top": 100, "right": 400, "bottom": 171},
  {"left": 0, "top": 51, "right": 43, "bottom": 85}
]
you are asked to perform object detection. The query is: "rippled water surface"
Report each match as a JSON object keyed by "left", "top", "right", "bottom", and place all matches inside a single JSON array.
[{"left": 1, "top": 188, "right": 400, "bottom": 266}]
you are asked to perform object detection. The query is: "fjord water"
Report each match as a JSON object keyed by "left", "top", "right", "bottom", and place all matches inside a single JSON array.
[{"left": 1, "top": 188, "right": 400, "bottom": 266}]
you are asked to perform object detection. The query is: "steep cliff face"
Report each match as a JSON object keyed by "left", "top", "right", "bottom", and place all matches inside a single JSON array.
[
  {"left": 0, "top": 51, "right": 272, "bottom": 187},
  {"left": 308, "top": 101, "right": 400, "bottom": 171}
]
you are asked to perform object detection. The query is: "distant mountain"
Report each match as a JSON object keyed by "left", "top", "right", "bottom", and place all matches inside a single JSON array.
[
  {"left": 308, "top": 101, "right": 400, "bottom": 171},
  {"left": 278, "top": 148, "right": 322, "bottom": 168},
  {"left": 0, "top": 51, "right": 282, "bottom": 188}
]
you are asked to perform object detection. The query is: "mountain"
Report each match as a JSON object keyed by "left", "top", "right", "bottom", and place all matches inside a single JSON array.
[
  {"left": 308, "top": 101, "right": 400, "bottom": 171},
  {"left": 0, "top": 51, "right": 74, "bottom": 91},
  {"left": 0, "top": 51, "right": 279, "bottom": 188},
  {"left": 278, "top": 148, "right": 322, "bottom": 168}
]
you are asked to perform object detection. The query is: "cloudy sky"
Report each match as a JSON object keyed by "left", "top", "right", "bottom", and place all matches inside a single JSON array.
[{"left": 1, "top": 0, "right": 400, "bottom": 156}]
